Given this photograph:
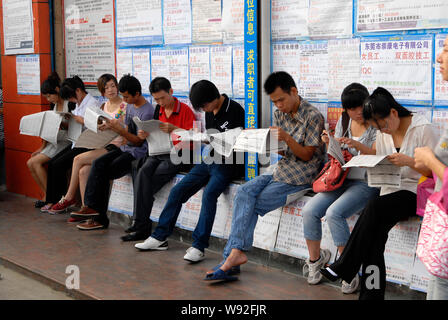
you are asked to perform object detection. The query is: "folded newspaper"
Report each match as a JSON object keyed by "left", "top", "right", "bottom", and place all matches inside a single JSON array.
[
  {"left": 133, "top": 117, "right": 173, "bottom": 156},
  {"left": 74, "top": 107, "right": 119, "bottom": 149},
  {"left": 176, "top": 127, "right": 287, "bottom": 158},
  {"left": 342, "top": 155, "right": 401, "bottom": 188},
  {"left": 19, "top": 111, "right": 66, "bottom": 145}
]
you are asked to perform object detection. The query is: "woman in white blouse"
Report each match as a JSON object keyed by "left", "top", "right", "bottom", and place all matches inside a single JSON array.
[{"left": 320, "top": 87, "right": 438, "bottom": 300}]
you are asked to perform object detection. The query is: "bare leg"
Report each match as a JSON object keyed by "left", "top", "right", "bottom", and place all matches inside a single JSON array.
[
  {"left": 64, "top": 149, "right": 107, "bottom": 201},
  {"left": 306, "top": 239, "right": 321, "bottom": 261},
  {"left": 337, "top": 246, "right": 345, "bottom": 257},
  {"left": 79, "top": 164, "right": 92, "bottom": 206},
  {"left": 27, "top": 154, "right": 51, "bottom": 195}
]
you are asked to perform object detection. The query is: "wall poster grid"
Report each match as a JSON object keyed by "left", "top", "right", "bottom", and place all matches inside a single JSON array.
[{"left": 61, "top": 1, "right": 448, "bottom": 293}]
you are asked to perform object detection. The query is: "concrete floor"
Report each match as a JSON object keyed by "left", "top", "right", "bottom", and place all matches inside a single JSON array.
[
  {"left": 0, "top": 191, "right": 361, "bottom": 300},
  {"left": 0, "top": 265, "right": 73, "bottom": 300}
]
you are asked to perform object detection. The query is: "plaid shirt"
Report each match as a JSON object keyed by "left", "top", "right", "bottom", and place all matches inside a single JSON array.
[{"left": 272, "top": 98, "right": 325, "bottom": 186}]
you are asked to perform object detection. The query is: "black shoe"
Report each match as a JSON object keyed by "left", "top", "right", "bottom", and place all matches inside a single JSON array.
[
  {"left": 125, "top": 224, "right": 138, "bottom": 233},
  {"left": 121, "top": 231, "right": 150, "bottom": 242},
  {"left": 320, "top": 267, "right": 340, "bottom": 282},
  {"left": 34, "top": 200, "right": 46, "bottom": 208}
]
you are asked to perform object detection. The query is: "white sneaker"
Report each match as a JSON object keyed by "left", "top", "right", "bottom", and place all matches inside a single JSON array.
[
  {"left": 341, "top": 274, "right": 360, "bottom": 294},
  {"left": 135, "top": 236, "right": 168, "bottom": 251},
  {"left": 302, "top": 249, "right": 331, "bottom": 285},
  {"left": 183, "top": 247, "right": 205, "bottom": 262}
]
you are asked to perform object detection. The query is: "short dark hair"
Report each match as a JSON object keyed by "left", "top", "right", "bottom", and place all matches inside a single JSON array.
[
  {"left": 41, "top": 72, "right": 61, "bottom": 95},
  {"left": 60, "top": 75, "right": 86, "bottom": 100},
  {"left": 118, "top": 74, "right": 142, "bottom": 97},
  {"left": 149, "top": 77, "right": 172, "bottom": 94},
  {"left": 263, "top": 71, "right": 296, "bottom": 95},
  {"left": 189, "top": 80, "right": 220, "bottom": 111},
  {"left": 363, "top": 87, "right": 412, "bottom": 121},
  {"left": 341, "top": 83, "right": 369, "bottom": 110},
  {"left": 97, "top": 74, "right": 118, "bottom": 96}
]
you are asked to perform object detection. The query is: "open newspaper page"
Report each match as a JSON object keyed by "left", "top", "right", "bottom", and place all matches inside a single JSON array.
[
  {"left": 343, "top": 155, "right": 401, "bottom": 188},
  {"left": 19, "top": 111, "right": 63, "bottom": 145},
  {"left": 74, "top": 128, "right": 118, "bottom": 149},
  {"left": 209, "top": 127, "right": 243, "bottom": 158},
  {"left": 327, "top": 135, "right": 345, "bottom": 165},
  {"left": 67, "top": 117, "right": 83, "bottom": 142},
  {"left": 133, "top": 117, "right": 172, "bottom": 156},
  {"left": 174, "top": 129, "right": 209, "bottom": 143},
  {"left": 84, "top": 107, "right": 113, "bottom": 133}
]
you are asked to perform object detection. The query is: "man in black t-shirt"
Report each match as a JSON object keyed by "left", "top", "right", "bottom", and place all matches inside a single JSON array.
[{"left": 135, "top": 80, "right": 245, "bottom": 263}]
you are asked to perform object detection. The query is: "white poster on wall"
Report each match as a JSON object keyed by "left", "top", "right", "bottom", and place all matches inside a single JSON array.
[
  {"left": 64, "top": 0, "right": 116, "bottom": 84},
  {"left": 221, "top": 0, "right": 244, "bottom": 44},
  {"left": 360, "top": 36, "right": 433, "bottom": 104},
  {"left": 2, "top": 0, "right": 34, "bottom": 55},
  {"left": 192, "top": 0, "right": 222, "bottom": 43},
  {"left": 299, "top": 41, "right": 329, "bottom": 101},
  {"left": 211, "top": 46, "right": 233, "bottom": 96},
  {"left": 272, "top": 42, "right": 301, "bottom": 90},
  {"left": 357, "top": 0, "right": 448, "bottom": 32},
  {"left": 308, "top": 0, "right": 353, "bottom": 38},
  {"left": 271, "top": 0, "right": 309, "bottom": 40},
  {"left": 435, "top": 34, "right": 448, "bottom": 106},
  {"left": 150, "top": 48, "right": 170, "bottom": 83},
  {"left": 132, "top": 48, "right": 151, "bottom": 95},
  {"left": 116, "top": 0, "right": 163, "bottom": 47},
  {"left": 116, "top": 49, "right": 133, "bottom": 82},
  {"left": 232, "top": 46, "right": 245, "bottom": 98},
  {"left": 16, "top": 55, "right": 40, "bottom": 95},
  {"left": 166, "top": 48, "right": 190, "bottom": 94},
  {"left": 189, "top": 46, "right": 211, "bottom": 86},
  {"left": 328, "top": 38, "right": 361, "bottom": 101},
  {"left": 163, "top": 0, "right": 192, "bottom": 45}
]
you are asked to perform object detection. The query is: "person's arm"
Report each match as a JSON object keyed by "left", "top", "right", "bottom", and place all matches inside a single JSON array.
[
  {"left": 337, "top": 137, "right": 376, "bottom": 155},
  {"left": 105, "top": 119, "right": 145, "bottom": 146},
  {"left": 415, "top": 146, "right": 446, "bottom": 180}
]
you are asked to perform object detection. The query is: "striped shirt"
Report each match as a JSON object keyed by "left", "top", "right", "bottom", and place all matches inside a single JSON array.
[{"left": 272, "top": 98, "right": 325, "bottom": 186}]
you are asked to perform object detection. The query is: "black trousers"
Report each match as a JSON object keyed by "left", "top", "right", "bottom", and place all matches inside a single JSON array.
[
  {"left": 84, "top": 148, "right": 135, "bottom": 227},
  {"left": 45, "top": 145, "right": 90, "bottom": 204},
  {"left": 131, "top": 154, "right": 181, "bottom": 233},
  {"left": 329, "top": 190, "right": 417, "bottom": 300}
]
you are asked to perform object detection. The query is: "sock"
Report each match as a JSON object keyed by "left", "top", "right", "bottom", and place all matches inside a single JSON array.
[{"left": 310, "top": 255, "right": 321, "bottom": 263}]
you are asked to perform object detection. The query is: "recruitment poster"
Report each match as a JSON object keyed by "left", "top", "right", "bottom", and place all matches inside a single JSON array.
[
  {"left": 2, "top": 0, "right": 34, "bottom": 55},
  {"left": 357, "top": 0, "right": 448, "bottom": 32},
  {"left": 435, "top": 34, "right": 448, "bottom": 106},
  {"left": 271, "top": 0, "right": 309, "bottom": 40},
  {"left": 192, "top": 0, "right": 222, "bottom": 43},
  {"left": 64, "top": 0, "right": 116, "bottom": 84},
  {"left": 16, "top": 55, "right": 40, "bottom": 95},
  {"left": 115, "top": 0, "right": 163, "bottom": 46},
  {"left": 163, "top": 0, "right": 192, "bottom": 45},
  {"left": 360, "top": 35, "right": 433, "bottom": 104},
  {"left": 221, "top": 0, "right": 245, "bottom": 44},
  {"left": 308, "top": 0, "right": 353, "bottom": 38}
]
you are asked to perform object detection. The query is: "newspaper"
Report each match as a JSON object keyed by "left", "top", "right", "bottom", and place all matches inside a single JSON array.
[
  {"left": 133, "top": 117, "right": 173, "bottom": 156},
  {"left": 67, "top": 117, "right": 83, "bottom": 142},
  {"left": 343, "top": 155, "right": 401, "bottom": 188},
  {"left": 176, "top": 127, "right": 287, "bottom": 158},
  {"left": 327, "top": 135, "right": 345, "bottom": 165},
  {"left": 19, "top": 111, "right": 65, "bottom": 145},
  {"left": 74, "top": 129, "right": 118, "bottom": 149},
  {"left": 84, "top": 107, "right": 113, "bottom": 133}
]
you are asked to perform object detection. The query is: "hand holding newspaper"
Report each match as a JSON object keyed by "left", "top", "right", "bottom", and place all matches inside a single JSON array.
[
  {"left": 176, "top": 127, "right": 287, "bottom": 158},
  {"left": 133, "top": 117, "right": 173, "bottom": 155},
  {"left": 342, "top": 155, "right": 401, "bottom": 188}
]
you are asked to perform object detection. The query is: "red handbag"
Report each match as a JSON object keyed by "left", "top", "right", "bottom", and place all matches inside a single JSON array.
[{"left": 312, "top": 149, "right": 353, "bottom": 193}]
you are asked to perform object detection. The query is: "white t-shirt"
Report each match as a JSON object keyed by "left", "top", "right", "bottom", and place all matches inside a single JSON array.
[{"left": 375, "top": 114, "right": 439, "bottom": 196}]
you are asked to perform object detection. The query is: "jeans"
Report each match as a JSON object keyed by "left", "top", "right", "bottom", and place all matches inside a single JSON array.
[
  {"left": 151, "top": 162, "right": 236, "bottom": 252},
  {"left": 223, "top": 174, "right": 310, "bottom": 259},
  {"left": 427, "top": 275, "right": 448, "bottom": 300},
  {"left": 329, "top": 190, "right": 417, "bottom": 300},
  {"left": 84, "top": 148, "right": 135, "bottom": 227},
  {"left": 302, "top": 179, "right": 379, "bottom": 247}
]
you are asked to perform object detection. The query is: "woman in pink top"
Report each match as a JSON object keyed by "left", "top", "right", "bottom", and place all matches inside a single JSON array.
[{"left": 49, "top": 74, "right": 127, "bottom": 216}]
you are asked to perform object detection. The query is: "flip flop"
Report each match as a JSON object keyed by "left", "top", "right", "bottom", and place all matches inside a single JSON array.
[
  {"left": 211, "top": 263, "right": 241, "bottom": 276},
  {"left": 204, "top": 269, "right": 238, "bottom": 282}
]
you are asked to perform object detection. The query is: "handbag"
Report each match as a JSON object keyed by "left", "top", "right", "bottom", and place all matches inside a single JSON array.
[
  {"left": 312, "top": 149, "right": 353, "bottom": 193},
  {"left": 416, "top": 168, "right": 448, "bottom": 279},
  {"left": 416, "top": 175, "right": 435, "bottom": 217},
  {"left": 312, "top": 112, "right": 352, "bottom": 193}
]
